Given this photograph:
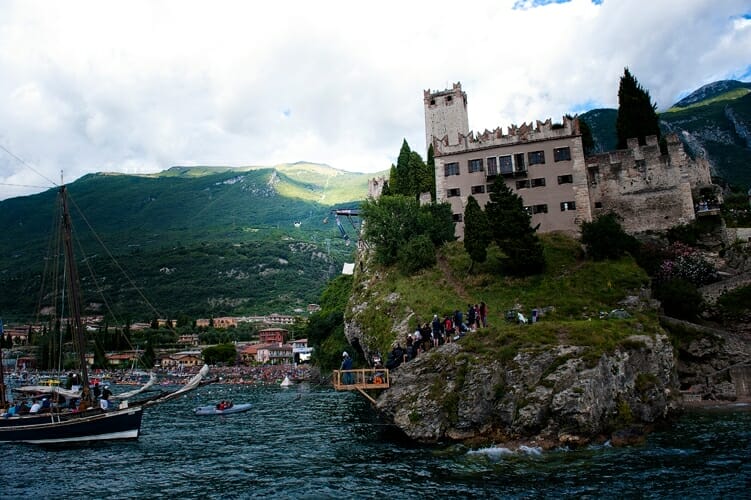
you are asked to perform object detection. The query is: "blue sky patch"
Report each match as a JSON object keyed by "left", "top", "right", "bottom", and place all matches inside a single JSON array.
[
  {"left": 514, "top": 0, "right": 602, "bottom": 9},
  {"left": 571, "top": 99, "right": 603, "bottom": 114}
]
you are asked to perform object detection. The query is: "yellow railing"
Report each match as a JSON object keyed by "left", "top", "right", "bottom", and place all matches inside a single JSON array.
[{"left": 332, "top": 368, "right": 389, "bottom": 390}]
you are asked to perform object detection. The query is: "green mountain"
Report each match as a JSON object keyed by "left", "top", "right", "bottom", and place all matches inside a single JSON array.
[
  {"left": 580, "top": 80, "right": 751, "bottom": 188},
  {"left": 0, "top": 163, "right": 380, "bottom": 322}
]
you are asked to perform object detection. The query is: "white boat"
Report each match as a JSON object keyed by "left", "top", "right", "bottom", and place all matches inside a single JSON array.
[
  {"left": 193, "top": 402, "right": 252, "bottom": 416},
  {"left": 280, "top": 376, "right": 294, "bottom": 387}
]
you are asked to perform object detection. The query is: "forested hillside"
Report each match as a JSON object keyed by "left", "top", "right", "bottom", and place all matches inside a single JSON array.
[{"left": 0, "top": 164, "right": 377, "bottom": 321}]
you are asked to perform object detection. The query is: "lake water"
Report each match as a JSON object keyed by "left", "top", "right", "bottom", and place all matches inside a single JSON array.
[{"left": 1, "top": 383, "right": 749, "bottom": 499}]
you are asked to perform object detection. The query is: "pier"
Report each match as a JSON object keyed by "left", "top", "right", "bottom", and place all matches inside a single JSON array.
[{"left": 332, "top": 368, "right": 390, "bottom": 404}]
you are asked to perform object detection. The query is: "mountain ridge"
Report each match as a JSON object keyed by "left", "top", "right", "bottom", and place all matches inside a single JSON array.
[{"left": 0, "top": 163, "right": 376, "bottom": 321}]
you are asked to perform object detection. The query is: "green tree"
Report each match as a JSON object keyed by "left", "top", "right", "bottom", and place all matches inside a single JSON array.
[
  {"left": 202, "top": 343, "right": 237, "bottom": 365},
  {"left": 388, "top": 140, "right": 413, "bottom": 196},
  {"left": 388, "top": 139, "right": 433, "bottom": 200},
  {"left": 141, "top": 335, "right": 156, "bottom": 368},
  {"left": 416, "top": 202, "right": 456, "bottom": 247},
  {"left": 92, "top": 335, "right": 109, "bottom": 369},
  {"left": 361, "top": 195, "right": 420, "bottom": 265},
  {"left": 397, "top": 234, "right": 436, "bottom": 275},
  {"left": 581, "top": 212, "right": 639, "bottom": 260},
  {"left": 304, "top": 274, "right": 353, "bottom": 372},
  {"left": 578, "top": 117, "right": 595, "bottom": 156},
  {"left": 654, "top": 278, "right": 704, "bottom": 321},
  {"left": 463, "top": 196, "right": 490, "bottom": 272},
  {"left": 484, "top": 178, "right": 545, "bottom": 275},
  {"left": 425, "top": 144, "right": 437, "bottom": 200},
  {"left": 615, "top": 68, "right": 661, "bottom": 149}
]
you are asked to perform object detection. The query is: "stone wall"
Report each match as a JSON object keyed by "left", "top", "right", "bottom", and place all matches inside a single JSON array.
[{"left": 585, "top": 134, "right": 712, "bottom": 233}]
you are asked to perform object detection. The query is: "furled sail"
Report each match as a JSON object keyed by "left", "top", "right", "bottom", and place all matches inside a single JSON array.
[{"left": 115, "top": 373, "right": 157, "bottom": 400}]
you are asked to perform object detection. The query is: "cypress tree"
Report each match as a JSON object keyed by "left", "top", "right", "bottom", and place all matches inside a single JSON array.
[
  {"left": 615, "top": 68, "right": 661, "bottom": 149},
  {"left": 463, "top": 196, "right": 490, "bottom": 272},
  {"left": 578, "top": 117, "right": 595, "bottom": 156},
  {"left": 484, "top": 178, "right": 545, "bottom": 275}
]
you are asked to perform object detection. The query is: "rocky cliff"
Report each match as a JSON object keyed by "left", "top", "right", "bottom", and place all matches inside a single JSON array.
[{"left": 372, "top": 332, "right": 678, "bottom": 448}]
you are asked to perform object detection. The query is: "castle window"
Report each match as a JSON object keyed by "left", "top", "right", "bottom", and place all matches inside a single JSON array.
[
  {"left": 444, "top": 162, "right": 460, "bottom": 176},
  {"left": 430, "top": 98, "right": 436, "bottom": 105},
  {"left": 486, "top": 157, "right": 498, "bottom": 177},
  {"left": 531, "top": 178, "right": 546, "bottom": 188},
  {"left": 499, "top": 155, "right": 513, "bottom": 175},
  {"left": 594, "top": 201, "right": 603, "bottom": 208},
  {"left": 447, "top": 188, "right": 461, "bottom": 197},
  {"left": 560, "top": 201, "right": 576, "bottom": 212},
  {"left": 514, "top": 153, "right": 527, "bottom": 172},
  {"left": 635, "top": 159, "right": 646, "bottom": 169},
  {"left": 516, "top": 179, "right": 530, "bottom": 190},
  {"left": 557, "top": 174, "right": 573, "bottom": 184},
  {"left": 528, "top": 151, "right": 545, "bottom": 165},
  {"left": 452, "top": 213, "right": 463, "bottom": 222},
  {"left": 471, "top": 185, "right": 485, "bottom": 195},
  {"left": 468, "top": 159, "right": 484, "bottom": 173},
  {"left": 554, "top": 147, "right": 571, "bottom": 162},
  {"left": 446, "top": 95, "right": 453, "bottom": 103},
  {"left": 525, "top": 204, "right": 548, "bottom": 214}
]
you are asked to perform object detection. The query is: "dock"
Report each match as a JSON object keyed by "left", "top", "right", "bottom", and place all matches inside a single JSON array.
[{"left": 332, "top": 368, "right": 390, "bottom": 404}]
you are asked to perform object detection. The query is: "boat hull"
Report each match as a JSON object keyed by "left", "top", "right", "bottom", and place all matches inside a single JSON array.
[
  {"left": 193, "top": 403, "right": 252, "bottom": 416},
  {"left": 0, "top": 406, "right": 144, "bottom": 444}
]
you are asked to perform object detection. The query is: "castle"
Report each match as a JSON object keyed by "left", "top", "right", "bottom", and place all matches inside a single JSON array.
[{"left": 424, "top": 82, "right": 714, "bottom": 237}]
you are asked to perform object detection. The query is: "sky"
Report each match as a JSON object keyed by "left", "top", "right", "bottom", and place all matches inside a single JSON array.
[{"left": 0, "top": 0, "right": 749, "bottom": 200}]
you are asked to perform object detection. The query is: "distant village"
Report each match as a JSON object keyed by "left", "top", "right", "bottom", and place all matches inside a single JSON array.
[{"left": 1, "top": 307, "right": 319, "bottom": 372}]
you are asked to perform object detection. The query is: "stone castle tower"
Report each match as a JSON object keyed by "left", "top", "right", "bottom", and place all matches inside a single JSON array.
[{"left": 423, "top": 82, "right": 469, "bottom": 152}]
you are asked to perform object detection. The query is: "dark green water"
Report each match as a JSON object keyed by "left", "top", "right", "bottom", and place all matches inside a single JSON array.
[{"left": 1, "top": 384, "right": 749, "bottom": 499}]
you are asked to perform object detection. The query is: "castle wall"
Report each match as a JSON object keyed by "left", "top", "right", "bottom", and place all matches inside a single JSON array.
[
  {"left": 585, "top": 134, "right": 711, "bottom": 233},
  {"left": 425, "top": 85, "right": 714, "bottom": 239}
]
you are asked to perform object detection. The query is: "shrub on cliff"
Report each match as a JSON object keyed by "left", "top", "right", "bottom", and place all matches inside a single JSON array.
[
  {"left": 581, "top": 212, "right": 639, "bottom": 260},
  {"left": 397, "top": 234, "right": 436, "bottom": 275},
  {"left": 653, "top": 278, "right": 704, "bottom": 321}
]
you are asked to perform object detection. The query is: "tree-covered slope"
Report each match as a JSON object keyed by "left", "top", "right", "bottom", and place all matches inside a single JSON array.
[{"left": 0, "top": 164, "right": 378, "bottom": 321}]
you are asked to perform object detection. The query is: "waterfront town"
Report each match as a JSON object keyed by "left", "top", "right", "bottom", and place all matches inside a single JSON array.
[{"left": 0, "top": 310, "right": 316, "bottom": 385}]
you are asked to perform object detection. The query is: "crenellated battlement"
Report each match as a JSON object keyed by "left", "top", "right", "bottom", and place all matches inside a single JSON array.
[{"left": 433, "top": 115, "right": 580, "bottom": 156}]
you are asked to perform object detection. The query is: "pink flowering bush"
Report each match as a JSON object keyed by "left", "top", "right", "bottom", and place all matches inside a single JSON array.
[{"left": 656, "top": 243, "right": 718, "bottom": 286}]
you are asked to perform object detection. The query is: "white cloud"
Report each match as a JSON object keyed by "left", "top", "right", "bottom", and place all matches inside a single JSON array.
[{"left": 0, "top": 0, "right": 749, "bottom": 199}]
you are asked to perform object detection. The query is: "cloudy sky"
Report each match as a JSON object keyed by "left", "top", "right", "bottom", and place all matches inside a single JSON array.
[{"left": 0, "top": 0, "right": 749, "bottom": 200}]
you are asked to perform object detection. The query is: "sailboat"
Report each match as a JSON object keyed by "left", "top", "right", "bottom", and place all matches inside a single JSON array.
[{"left": 0, "top": 185, "right": 212, "bottom": 444}]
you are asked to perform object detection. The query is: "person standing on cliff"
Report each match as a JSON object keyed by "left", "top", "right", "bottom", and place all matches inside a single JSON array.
[
  {"left": 480, "top": 301, "right": 488, "bottom": 328},
  {"left": 341, "top": 352, "right": 353, "bottom": 384}
]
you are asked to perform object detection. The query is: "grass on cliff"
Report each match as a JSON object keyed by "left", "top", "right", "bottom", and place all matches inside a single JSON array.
[{"left": 354, "top": 231, "right": 658, "bottom": 359}]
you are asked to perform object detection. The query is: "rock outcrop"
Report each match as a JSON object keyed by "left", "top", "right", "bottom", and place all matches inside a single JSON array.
[{"left": 374, "top": 333, "right": 679, "bottom": 448}]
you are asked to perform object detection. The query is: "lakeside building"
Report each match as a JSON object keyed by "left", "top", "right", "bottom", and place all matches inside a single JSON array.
[
  {"left": 424, "top": 82, "right": 713, "bottom": 238},
  {"left": 258, "top": 328, "right": 288, "bottom": 344}
]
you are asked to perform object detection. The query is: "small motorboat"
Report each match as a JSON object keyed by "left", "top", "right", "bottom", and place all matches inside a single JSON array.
[
  {"left": 280, "top": 376, "right": 294, "bottom": 387},
  {"left": 193, "top": 401, "right": 252, "bottom": 416}
]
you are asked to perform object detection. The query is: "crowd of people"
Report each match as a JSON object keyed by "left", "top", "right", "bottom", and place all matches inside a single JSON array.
[{"left": 384, "top": 302, "right": 489, "bottom": 370}]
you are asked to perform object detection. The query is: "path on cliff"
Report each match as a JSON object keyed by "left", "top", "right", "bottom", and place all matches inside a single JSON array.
[{"left": 437, "top": 254, "right": 470, "bottom": 303}]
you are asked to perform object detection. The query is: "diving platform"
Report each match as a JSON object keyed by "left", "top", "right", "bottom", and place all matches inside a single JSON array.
[{"left": 332, "top": 368, "right": 390, "bottom": 404}]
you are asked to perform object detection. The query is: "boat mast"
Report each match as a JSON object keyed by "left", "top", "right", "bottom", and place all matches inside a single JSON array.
[
  {"left": 60, "top": 185, "right": 92, "bottom": 404},
  {"left": 0, "top": 341, "right": 6, "bottom": 409}
]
